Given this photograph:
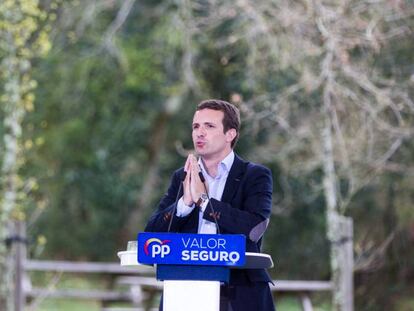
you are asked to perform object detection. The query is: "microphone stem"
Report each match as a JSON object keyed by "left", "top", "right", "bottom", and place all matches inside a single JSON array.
[
  {"left": 200, "top": 181, "right": 221, "bottom": 235},
  {"left": 167, "top": 172, "right": 186, "bottom": 232}
]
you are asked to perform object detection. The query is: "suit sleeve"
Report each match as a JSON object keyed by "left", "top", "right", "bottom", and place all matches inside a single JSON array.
[
  {"left": 144, "top": 169, "right": 194, "bottom": 232},
  {"left": 203, "top": 164, "right": 272, "bottom": 242}
]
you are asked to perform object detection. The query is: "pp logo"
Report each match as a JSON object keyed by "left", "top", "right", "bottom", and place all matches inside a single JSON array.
[{"left": 143, "top": 238, "right": 171, "bottom": 258}]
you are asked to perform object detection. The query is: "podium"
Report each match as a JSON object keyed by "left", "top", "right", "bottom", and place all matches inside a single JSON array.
[{"left": 117, "top": 233, "right": 273, "bottom": 311}]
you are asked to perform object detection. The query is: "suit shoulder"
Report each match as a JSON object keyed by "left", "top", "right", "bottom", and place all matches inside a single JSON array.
[
  {"left": 246, "top": 161, "right": 272, "bottom": 176},
  {"left": 171, "top": 167, "right": 186, "bottom": 180},
  {"left": 173, "top": 166, "right": 185, "bottom": 175},
  {"left": 234, "top": 154, "right": 271, "bottom": 175}
]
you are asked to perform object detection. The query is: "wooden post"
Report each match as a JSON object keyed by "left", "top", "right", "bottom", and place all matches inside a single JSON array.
[
  {"left": 14, "top": 221, "right": 26, "bottom": 311},
  {"left": 330, "top": 215, "right": 354, "bottom": 311},
  {"left": 338, "top": 217, "right": 353, "bottom": 311},
  {"left": 300, "top": 293, "right": 313, "bottom": 311}
]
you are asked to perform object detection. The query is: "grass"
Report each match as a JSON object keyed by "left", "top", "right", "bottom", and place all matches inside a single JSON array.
[
  {"left": 29, "top": 274, "right": 332, "bottom": 311},
  {"left": 33, "top": 296, "right": 331, "bottom": 311},
  {"left": 392, "top": 296, "right": 414, "bottom": 311},
  {"left": 276, "top": 295, "right": 332, "bottom": 311},
  {"left": 33, "top": 299, "right": 100, "bottom": 311}
]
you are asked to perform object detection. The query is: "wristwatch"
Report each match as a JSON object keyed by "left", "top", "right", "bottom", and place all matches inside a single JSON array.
[{"left": 195, "top": 193, "right": 208, "bottom": 208}]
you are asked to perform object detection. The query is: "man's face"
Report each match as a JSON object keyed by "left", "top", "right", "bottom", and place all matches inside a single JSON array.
[{"left": 192, "top": 108, "right": 235, "bottom": 160}]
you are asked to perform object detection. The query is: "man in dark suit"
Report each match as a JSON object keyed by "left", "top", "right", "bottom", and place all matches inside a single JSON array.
[{"left": 145, "top": 99, "right": 275, "bottom": 311}]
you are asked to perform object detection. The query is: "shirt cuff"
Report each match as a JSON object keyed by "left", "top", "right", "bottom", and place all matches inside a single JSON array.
[{"left": 176, "top": 197, "right": 195, "bottom": 217}]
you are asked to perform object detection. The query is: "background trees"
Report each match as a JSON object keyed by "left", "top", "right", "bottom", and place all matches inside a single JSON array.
[
  {"left": 1, "top": 0, "right": 413, "bottom": 310},
  {"left": 0, "top": 1, "right": 53, "bottom": 309}
]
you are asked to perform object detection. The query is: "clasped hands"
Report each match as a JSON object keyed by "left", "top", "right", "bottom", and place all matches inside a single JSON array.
[{"left": 182, "top": 154, "right": 208, "bottom": 206}]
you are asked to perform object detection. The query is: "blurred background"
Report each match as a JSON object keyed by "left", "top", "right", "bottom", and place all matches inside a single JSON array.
[{"left": 1, "top": 0, "right": 414, "bottom": 310}]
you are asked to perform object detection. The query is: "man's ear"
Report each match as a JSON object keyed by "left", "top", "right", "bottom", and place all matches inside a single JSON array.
[{"left": 225, "top": 129, "right": 237, "bottom": 143}]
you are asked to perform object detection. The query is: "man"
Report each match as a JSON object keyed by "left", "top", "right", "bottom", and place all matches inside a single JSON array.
[{"left": 145, "top": 99, "right": 275, "bottom": 311}]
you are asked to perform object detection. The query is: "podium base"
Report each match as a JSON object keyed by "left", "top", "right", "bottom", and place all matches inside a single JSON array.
[{"left": 164, "top": 280, "right": 220, "bottom": 311}]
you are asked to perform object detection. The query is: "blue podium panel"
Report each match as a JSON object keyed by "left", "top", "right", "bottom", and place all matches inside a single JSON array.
[
  {"left": 157, "top": 265, "right": 230, "bottom": 282},
  {"left": 138, "top": 232, "right": 245, "bottom": 267}
]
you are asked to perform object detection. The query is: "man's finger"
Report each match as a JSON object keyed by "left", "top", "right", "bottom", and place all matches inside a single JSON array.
[
  {"left": 184, "top": 154, "right": 192, "bottom": 172},
  {"left": 190, "top": 155, "right": 199, "bottom": 174}
]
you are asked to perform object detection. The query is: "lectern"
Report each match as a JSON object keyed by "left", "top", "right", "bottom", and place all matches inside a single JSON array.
[{"left": 117, "top": 232, "right": 273, "bottom": 311}]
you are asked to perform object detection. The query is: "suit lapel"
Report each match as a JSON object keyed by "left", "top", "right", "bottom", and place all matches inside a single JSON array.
[{"left": 221, "top": 154, "right": 247, "bottom": 203}]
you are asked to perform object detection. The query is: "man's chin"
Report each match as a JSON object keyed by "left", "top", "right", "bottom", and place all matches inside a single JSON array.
[{"left": 195, "top": 150, "right": 211, "bottom": 158}]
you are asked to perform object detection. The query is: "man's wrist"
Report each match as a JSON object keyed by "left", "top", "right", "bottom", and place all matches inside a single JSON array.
[
  {"left": 195, "top": 193, "right": 208, "bottom": 208},
  {"left": 176, "top": 198, "right": 195, "bottom": 217},
  {"left": 183, "top": 198, "right": 194, "bottom": 206}
]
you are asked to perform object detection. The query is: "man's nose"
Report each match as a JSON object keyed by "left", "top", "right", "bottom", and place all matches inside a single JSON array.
[{"left": 197, "top": 127, "right": 206, "bottom": 136}]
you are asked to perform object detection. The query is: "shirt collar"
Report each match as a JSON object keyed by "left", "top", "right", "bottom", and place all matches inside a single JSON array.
[
  {"left": 220, "top": 150, "right": 235, "bottom": 173},
  {"left": 198, "top": 151, "right": 235, "bottom": 178}
]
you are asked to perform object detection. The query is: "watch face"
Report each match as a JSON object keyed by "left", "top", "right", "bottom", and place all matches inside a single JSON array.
[{"left": 201, "top": 193, "right": 208, "bottom": 200}]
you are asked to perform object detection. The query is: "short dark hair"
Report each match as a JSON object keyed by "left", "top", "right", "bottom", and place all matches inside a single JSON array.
[{"left": 197, "top": 99, "right": 240, "bottom": 148}]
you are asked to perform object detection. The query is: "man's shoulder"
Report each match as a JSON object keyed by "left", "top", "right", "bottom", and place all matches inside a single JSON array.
[
  {"left": 246, "top": 161, "right": 272, "bottom": 177},
  {"left": 234, "top": 155, "right": 272, "bottom": 191},
  {"left": 173, "top": 166, "right": 185, "bottom": 174},
  {"left": 233, "top": 154, "right": 272, "bottom": 180},
  {"left": 170, "top": 166, "right": 186, "bottom": 182},
  {"left": 235, "top": 154, "right": 271, "bottom": 173}
]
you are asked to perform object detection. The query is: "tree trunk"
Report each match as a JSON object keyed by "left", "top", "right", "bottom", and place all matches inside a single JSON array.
[
  {"left": 1, "top": 2, "right": 51, "bottom": 307},
  {"left": 0, "top": 5, "right": 26, "bottom": 309},
  {"left": 321, "top": 117, "right": 354, "bottom": 311},
  {"left": 0, "top": 69, "right": 25, "bottom": 311}
]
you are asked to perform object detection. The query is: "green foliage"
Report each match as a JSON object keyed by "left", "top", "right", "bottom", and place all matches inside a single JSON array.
[
  {"left": 25, "top": 50, "right": 156, "bottom": 259},
  {"left": 8, "top": 1, "right": 414, "bottom": 310},
  {"left": 23, "top": 1, "right": 198, "bottom": 259}
]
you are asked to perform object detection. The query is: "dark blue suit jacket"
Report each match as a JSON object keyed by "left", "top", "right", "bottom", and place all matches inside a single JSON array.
[{"left": 145, "top": 154, "right": 275, "bottom": 310}]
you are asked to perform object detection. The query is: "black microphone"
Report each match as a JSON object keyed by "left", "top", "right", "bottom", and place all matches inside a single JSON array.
[
  {"left": 198, "top": 171, "right": 205, "bottom": 183},
  {"left": 197, "top": 169, "right": 221, "bottom": 235},
  {"left": 167, "top": 171, "right": 187, "bottom": 232}
]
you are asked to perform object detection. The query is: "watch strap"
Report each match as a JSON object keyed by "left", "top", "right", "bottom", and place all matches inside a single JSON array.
[{"left": 195, "top": 193, "right": 208, "bottom": 208}]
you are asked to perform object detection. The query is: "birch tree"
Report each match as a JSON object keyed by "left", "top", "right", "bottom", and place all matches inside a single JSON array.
[
  {"left": 184, "top": 0, "right": 414, "bottom": 309},
  {"left": 0, "top": 1, "right": 52, "bottom": 310}
]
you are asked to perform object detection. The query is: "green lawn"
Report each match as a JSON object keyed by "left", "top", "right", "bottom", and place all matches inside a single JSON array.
[
  {"left": 34, "top": 300, "right": 100, "bottom": 311},
  {"left": 33, "top": 296, "right": 331, "bottom": 311},
  {"left": 29, "top": 273, "right": 332, "bottom": 311}
]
